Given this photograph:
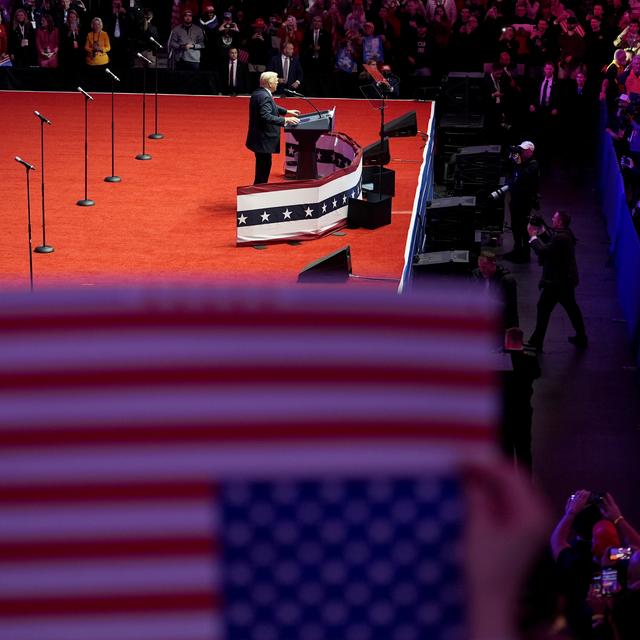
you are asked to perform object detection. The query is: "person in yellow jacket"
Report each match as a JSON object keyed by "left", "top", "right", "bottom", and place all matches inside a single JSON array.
[{"left": 85, "top": 16, "right": 110, "bottom": 67}]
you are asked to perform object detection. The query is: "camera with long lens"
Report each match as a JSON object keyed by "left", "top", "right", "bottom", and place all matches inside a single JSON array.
[{"left": 489, "top": 184, "right": 509, "bottom": 200}]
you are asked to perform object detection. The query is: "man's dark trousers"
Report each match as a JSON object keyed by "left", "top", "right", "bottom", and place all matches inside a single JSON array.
[
  {"left": 530, "top": 283, "right": 586, "bottom": 348},
  {"left": 254, "top": 153, "right": 272, "bottom": 184}
]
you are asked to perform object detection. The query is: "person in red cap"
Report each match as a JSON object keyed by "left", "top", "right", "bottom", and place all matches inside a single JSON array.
[{"left": 246, "top": 16, "right": 270, "bottom": 74}]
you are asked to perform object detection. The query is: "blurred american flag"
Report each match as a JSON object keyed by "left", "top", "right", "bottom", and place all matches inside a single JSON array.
[{"left": 0, "top": 285, "right": 499, "bottom": 640}]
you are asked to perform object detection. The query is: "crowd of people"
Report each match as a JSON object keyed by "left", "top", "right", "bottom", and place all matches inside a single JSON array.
[
  {"left": 0, "top": 0, "right": 628, "bottom": 101},
  {"left": 1, "top": 1, "right": 638, "bottom": 638}
]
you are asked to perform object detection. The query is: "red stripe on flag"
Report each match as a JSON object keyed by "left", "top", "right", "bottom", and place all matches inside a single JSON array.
[
  {"left": 0, "top": 592, "right": 221, "bottom": 617},
  {"left": 0, "top": 537, "right": 218, "bottom": 562},
  {"left": 0, "top": 308, "right": 496, "bottom": 335},
  {"left": 1, "top": 422, "right": 495, "bottom": 448},
  {"left": 0, "top": 367, "right": 495, "bottom": 391},
  {"left": 0, "top": 481, "right": 217, "bottom": 504}
]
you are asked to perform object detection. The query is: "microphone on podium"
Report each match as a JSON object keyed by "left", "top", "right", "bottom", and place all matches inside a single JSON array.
[{"left": 283, "top": 88, "right": 322, "bottom": 118}]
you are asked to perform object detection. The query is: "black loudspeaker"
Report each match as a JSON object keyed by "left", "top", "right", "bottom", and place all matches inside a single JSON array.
[
  {"left": 362, "top": 137, "right": 390, "bottom": 166},
  {"left": 412, "top": 249, "right": 473, "bottom": 278},
  {"left": 297, "top": 245, "right": 352, "bottom": 283},
  {"left": 383, "top": 111, "right": 417, "bottom": 137},
  {"left": 362, "top": 166, "right": 396, "bottom": 197},
  {"left": 347, "top": 194, "right": 392, "bottom": 230},
  {"left": 425, "top": 196, "right": 477, "bottom": 249}
]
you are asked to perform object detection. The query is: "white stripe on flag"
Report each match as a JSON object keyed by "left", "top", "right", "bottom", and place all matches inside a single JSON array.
[
  {"left": 0, "top": 330, "right": 494, "bottom": 373},
  {"left": 0, "top": 501, "right": 217, "bottom": 541},
  {"left": 0, "top": 613, "right": 222, "bottom": 640},
  {"left": 0, "top": 385, "right": 497, "bottom": 429},
  {"left": 0, "top": 557, "right": 219, "bottom": 597},
  {"left": 0, "top": 442, "right": 495, "bottom": 485}
]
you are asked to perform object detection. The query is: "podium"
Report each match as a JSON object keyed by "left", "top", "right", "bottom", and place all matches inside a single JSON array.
[
  {"left": 285, "top": 109, "right": 334, "bottom": 180},
  {"left": 237, "top": 132, "right": 362, "bottom": 246}
]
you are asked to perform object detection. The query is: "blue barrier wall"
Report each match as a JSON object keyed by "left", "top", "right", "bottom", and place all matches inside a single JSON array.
[
  {"left": 399, "top": 103, "right": 436, "bottom": 292},
  {"left": 598, "top": 121, "right": 640, "bottom": 367}
]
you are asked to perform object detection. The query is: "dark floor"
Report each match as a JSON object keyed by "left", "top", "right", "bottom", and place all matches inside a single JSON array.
[{"left": 500, "top": 164, "right": 640, "bottom": 526}]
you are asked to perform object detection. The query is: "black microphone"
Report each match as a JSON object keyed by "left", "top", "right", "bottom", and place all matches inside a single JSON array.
[
  {"left": 149, "top": 36, "right": 163, "bottom": 49},
  {"left": 77, "top": 86, "right": 94, "bottom": 100},
  {"left": 283, "top": 88, "right": 322, "bottom": 118},
  {"left": 15, "top": 156, "right": 36, "bottom": 171},
  {"left": 105, "top": 68, "right": 120, "bottom": 82},
  {"left": 136, "top": 52, "right": 153, "bottom": 65},
  {"left": 34, "top": 110, "right": 52, "bottom": 125}
]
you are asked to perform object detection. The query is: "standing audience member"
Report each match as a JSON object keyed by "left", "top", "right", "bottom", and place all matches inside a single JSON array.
[
  {"left": 9, "top": 8, "right": 37, "bottom": 67},
  {"left": 36, "top": 12, "right": 58, "bottom": 67},
  {"left": 563, "top": 70, "right": 598, "bottom": 176},
  {"left": 267, "top": 40, "right": 303, "bottom": 94},
  {"left": 102, "top": 0, "right": 132, "bottom": 73},
  {"left": 132, "top": 7, "right": 158, "bottom": 67},
  {"left": 527, "top": 210, "right": 588, "bottom": 351},
  {"left": 529, "top": 61, "right": 561, "bottom": 168},
  {"left": 168, "top": 8, "right": 204, "bottom": 71},
  {"left": 59, "top": 7, "right": 84, "bottom": 73},
  {"left": 301, "top": 14, "right": 332, "bottom": 96},
  {"left": 84, "top": 15, "right": 109, "bottom": 69},
  {"left": 0, "top": 10, "right": 10, "bottom": 65},
  {"left": 246, "top": 17, "right": 270, "bottom": 75},
  {"left": 220, "top": 45, "right": 248, "bottom": 94},
  {"left": 198, "top": 4, "right": 219, "bottom": 71}
]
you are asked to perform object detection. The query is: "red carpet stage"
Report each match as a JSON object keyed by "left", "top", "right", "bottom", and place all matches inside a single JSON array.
[{"left": 0, "top": 92, "right": 432, "bottom": 290}]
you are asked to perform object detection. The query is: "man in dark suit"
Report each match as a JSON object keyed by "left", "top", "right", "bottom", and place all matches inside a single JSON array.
[
  {"left": 562, "top": 70, "right": 597, "bottom": 175},
  {"left": 246, "top": 71, "right": 300, "bottom": 184},
  {"left": 527, "top": 210, "right": 587, "bottom": 352},
  {"left": 529, "top": 62, "right": 561, "bottom": 168},
  {"left": 267, "top": 41, "right": 304, "bottom": 94},
  {"left": 301, "top": 15, "right": 332, "bottom": 96},
  {"left": 220, "top": 46, "right": 249, "bottom": 94}
]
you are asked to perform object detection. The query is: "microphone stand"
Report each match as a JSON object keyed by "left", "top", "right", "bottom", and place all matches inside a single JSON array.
[
  {"left": 148, "top": 41, "right": 164, "bottom": 140},
  {"left": 34, "top": 113, "right": 54, "bottom": 253},
  {"left": 77, "top": 88, "right": 95, "bottom": 206},
  {"left": 105, "top": 70, "right": 121, "bottom": 183},
  {"left": 136, "top": 54, "right": 152, "bottom": 160},
  {"left": 17, "top": 159, "right": 36, "bottom": 291},
  {"left": 284, "top": 88, "right": 323, "bottom": 117}
]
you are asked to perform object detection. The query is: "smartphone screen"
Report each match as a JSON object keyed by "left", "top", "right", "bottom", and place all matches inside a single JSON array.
[
  {"left": 601, "top": 567, "right": 621, "bottom": 595},
  {"left": 609, "top": 547, "right": 633, "bottom": 561}
]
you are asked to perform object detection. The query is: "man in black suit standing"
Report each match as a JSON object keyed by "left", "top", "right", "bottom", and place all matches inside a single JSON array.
[
  {"left": 220, "top": 47, "right": 249, "bottom": 94},
  {"left": 246, "top": 71, "right": 300, "bottom": 184},
  {"left": 267, "top": 41, "right": 304, "bottom": 95},
  {"left": 302, "top": 15, "right": 332, "bottom": 97},
  {"left": 529, "top": 61, "right": 561, "bottom": 168}
]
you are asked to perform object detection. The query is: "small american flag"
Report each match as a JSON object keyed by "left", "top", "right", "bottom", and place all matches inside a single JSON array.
[{"left": 0, "top": 284, "right": 499, "bottom": 640}]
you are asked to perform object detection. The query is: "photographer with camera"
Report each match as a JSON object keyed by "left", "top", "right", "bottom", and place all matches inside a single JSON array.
[
  {"left": 492, "top": 141, "right": 540, "bottom": 264},
  {"left": 526, "top": 210, "right": 587, "bottom": 352}
]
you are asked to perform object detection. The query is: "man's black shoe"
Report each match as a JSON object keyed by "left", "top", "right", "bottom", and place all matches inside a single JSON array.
[{"left": 568, "top": 335, "right": 588, "bottom": 347}]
